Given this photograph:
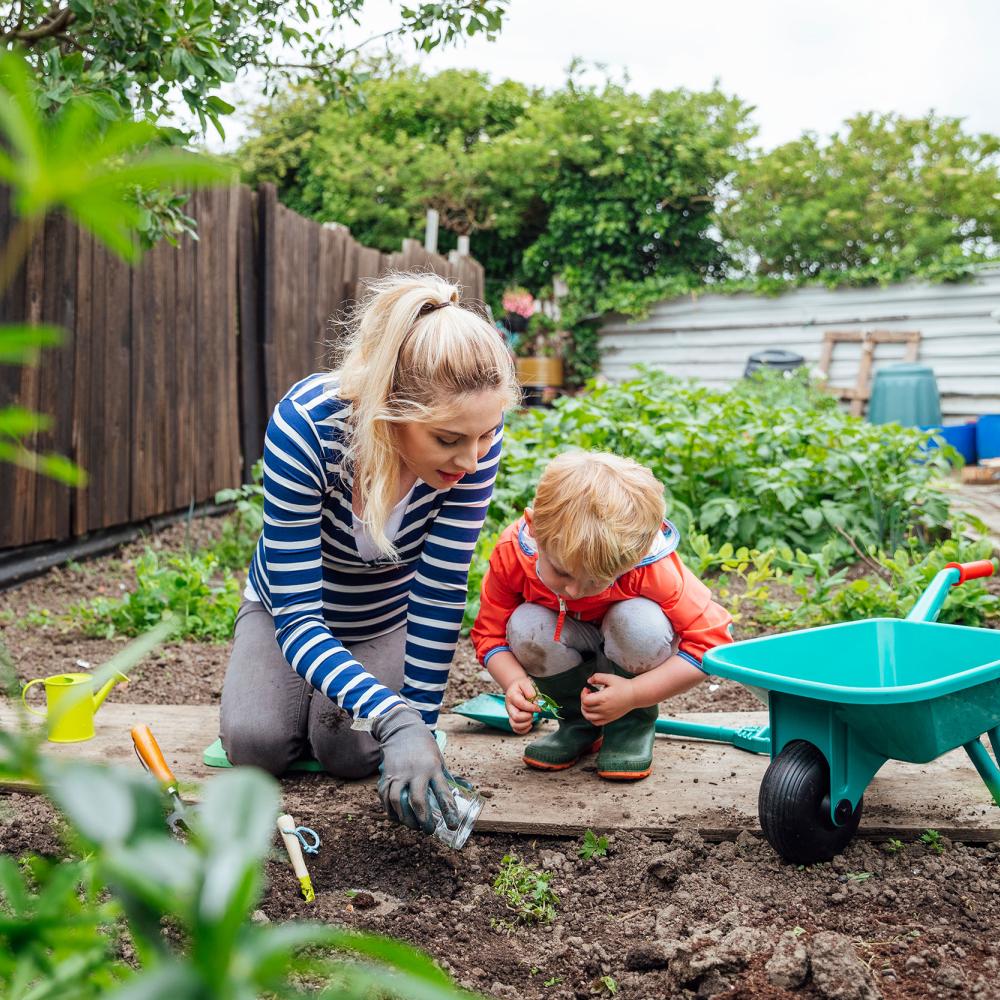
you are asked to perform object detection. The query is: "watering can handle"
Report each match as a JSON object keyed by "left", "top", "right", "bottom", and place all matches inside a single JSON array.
[
  {"left": 20, "top": 679, "right": 47, "bottom": 718},
  {"left": 946, "top": 560, "right": 996, "bottom": 584},
  {"left": 130, "top": 724, "right": 177, "bottom": 789}
]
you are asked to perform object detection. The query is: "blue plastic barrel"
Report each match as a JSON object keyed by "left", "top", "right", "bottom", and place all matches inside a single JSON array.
[
  {"left": 977, "top": 414, "right": 1000, "bottom": 460},
  {"left": 921, "top": 422, "right": 978, "bottom": 464}
]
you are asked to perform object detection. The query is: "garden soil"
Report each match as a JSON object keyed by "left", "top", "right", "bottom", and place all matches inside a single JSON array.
[{"left": 2, "top": 517, "right": 1000, "bottom": 999}]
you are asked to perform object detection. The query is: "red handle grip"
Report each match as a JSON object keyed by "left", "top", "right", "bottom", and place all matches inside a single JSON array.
[
  {"left": 131, "top": 724, "right": 177, "bottom": 789},
  {"left": 946, "top": 560, "right": 996, "bottom": 584}
]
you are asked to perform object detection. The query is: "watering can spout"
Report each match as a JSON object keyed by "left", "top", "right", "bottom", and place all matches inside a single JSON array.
[{"left": 93, "top": 672, "right": 128, "bottom": 711}]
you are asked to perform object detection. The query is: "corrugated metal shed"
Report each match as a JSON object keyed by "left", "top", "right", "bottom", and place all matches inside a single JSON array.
[{"left": 599, "top": 267, "right": 1000, "bottom": 421}]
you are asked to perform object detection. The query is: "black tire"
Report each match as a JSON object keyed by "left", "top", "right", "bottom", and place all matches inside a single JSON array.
[{"left": 758, "top": 740, "right": 863, "bottom": 864}]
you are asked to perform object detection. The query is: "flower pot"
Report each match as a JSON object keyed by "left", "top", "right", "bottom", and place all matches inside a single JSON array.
[{"left": 516, "top": 357, "right": 564, "bottom": 388}]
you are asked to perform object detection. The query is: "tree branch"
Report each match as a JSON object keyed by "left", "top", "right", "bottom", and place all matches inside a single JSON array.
[{"left": 2, "top": 4, "right": 75, "bottom": 44}]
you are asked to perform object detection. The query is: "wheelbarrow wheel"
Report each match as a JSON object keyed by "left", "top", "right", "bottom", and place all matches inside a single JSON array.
[{"left": 759, "top": 740, "right": 863, "bottom": 864}]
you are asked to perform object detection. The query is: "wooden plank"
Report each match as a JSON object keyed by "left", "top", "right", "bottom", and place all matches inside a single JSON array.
[
  {"left": 97, "top": 245, "right": 133, "bottom": 529},
  {"left": 32, "top": 213, "right": 77, "bottom": 544},
  {"left": 236, "top": 187, "right": 264, "bottom": 482},
  {"left": 258, "top": 184, "right": 280, "bottom": 413},
  {"left": 3, "top": 702, "right": 999, "bottom": 840},
  {"left": 0, "top": 190, "right": 32, "bottom": 549},
  {"left": 173, "top": 217, "right": 197, "bottom": 510},
  {"left": 70, "top": 231, "right": 94, "bottom": 535}
]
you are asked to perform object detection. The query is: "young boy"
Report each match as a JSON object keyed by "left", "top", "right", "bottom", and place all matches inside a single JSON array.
[{"left": 471, "top": 451, "right": 733, "bottom": 780}]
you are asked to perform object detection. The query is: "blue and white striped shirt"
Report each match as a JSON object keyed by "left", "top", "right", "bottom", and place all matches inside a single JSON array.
[{"left": 245, "top": 372, "right": 502, "bottom": 728}]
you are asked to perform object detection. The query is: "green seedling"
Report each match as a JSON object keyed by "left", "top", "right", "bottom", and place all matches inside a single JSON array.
[
  {"left": 532, "top": 684, "right": 562, "bottom": 719},
  {"left": 544, "top": 977, "right": 562, "bottom": 987},
  {"left": 493, "top": 854, "right": 559, "bottom": 924},
  {"left": 579, "top": 829, "right": 609, "bottom": 860},
  {"left": 599, "top": 975, "right": 618, "bottom": 995},
  {"left": 920, "top": 829, "right": 945, "bottom": 854},
  {"left": 885, "top": 837, "right": 904, "bottom": 854},
  {"left": 847, "top": 871, "right": 874, "bottom": 883}
]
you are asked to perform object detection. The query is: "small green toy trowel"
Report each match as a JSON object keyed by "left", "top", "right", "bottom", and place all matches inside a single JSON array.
[{"left": 451, "top": 693, "right": 771, "bottom": 755}]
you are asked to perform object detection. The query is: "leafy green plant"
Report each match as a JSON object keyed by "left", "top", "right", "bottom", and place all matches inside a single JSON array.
[
  {"left": 493, "top": 855, "right": 559, "bottom": 924},
  {"left": 212, "top": 458, "right": 265, "bottom": 570},
  {"left": 532, "top": 685, "right": 563, "bottom": 719},
  {"left": 578, "top": 829, "right": 609, "bottom": 861},
  {"left": 847, "top": 871, "right": 874, "bottom": 883},
  {"left": 920, "top": 829, "right": 946, "bottom": 855},
  {"left": 71, "top": 548, "right": 241, "bottom": 642},
  {"left": 885, "top": 838, "right": 904, "bottom": 854},
  {"left": 598, "top": 975, "right": 618, "bottom": 995}
]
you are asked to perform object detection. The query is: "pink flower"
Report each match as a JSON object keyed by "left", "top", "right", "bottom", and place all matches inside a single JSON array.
[{"left": 502, "top": 288, "right": 535, "bottom": 318}]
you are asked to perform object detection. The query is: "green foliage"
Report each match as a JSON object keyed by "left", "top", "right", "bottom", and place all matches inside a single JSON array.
[
  {"left": 598, "top": 975, "right": 618, "bottom": 995},
  {"left": 488, "top": 368, "right": 953, "bottom": 559},
  {"left": 0, "top": 695, "right": 476, "bottom": 1000},
  {"left": 719, "top": 112, "right": 1000, "bottom": 286},
  {"left": 920, "top": 829, "right": 946, "bottom": 855},
  {"left": 531, "top": 685, "right": 562, "bottom": 720},
  {"left": 744, "top": 534, "right": 1000, "bottom": 631},
  {"left": 240, "top": 65, "right": 754, "bottom": 364},
  {"left": 885, "top": 838, "right": 904, "bottom": 854},
  {"left": 71, "top": 549, "right": 242, "bottom": 642},
  {"left": 493, "top": 855, "right": 559, "bottom": 924},
  {"left": 4, "top": 1, "right": 507, "bottom": 138},
  {"left": 578, "top": 829, "right": 609, "bottom": 861},
  {"left": 212, "top": 459, "right": 265, "bottom": 570}
]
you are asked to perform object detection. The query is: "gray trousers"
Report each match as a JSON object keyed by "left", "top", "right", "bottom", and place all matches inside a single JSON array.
[
  {"left": 507, "top": 597, "right": 677, "bottom": 678},
  {"left": 219, "top": 599, "right": 405, "bottom": 779}
]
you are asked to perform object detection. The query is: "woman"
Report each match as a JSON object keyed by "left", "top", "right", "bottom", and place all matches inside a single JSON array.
[{"left": 220, "top": 272, "right": 518, "bottom": 834}]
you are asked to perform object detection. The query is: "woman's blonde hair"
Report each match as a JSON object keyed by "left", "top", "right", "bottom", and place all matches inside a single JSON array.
[
  {"left": 336, "top": 271, "right": 518, "bottom": 559},
  {"left": 532, "top": 451, "right": 666, "bottom": 582}
]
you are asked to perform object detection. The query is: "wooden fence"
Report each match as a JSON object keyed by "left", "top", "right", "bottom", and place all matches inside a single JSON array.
[{"left": 0, "top": 183, "right": 486, "bottom": 551}]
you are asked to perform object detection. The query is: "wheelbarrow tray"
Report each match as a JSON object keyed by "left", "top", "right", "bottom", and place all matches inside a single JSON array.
[{"left": 704, "top": 618, "right": 1000, "bottom": 763}]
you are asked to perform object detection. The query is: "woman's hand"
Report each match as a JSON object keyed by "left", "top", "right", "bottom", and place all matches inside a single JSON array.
[
  {"left": 580, "top": 672, "right": 637, "bottom": 726},
  {"left": 370, "top": 707, "right": 458, "bottom": 834},
  {"left": 504, "top": 677, "right": 538, "bottom": 735}
]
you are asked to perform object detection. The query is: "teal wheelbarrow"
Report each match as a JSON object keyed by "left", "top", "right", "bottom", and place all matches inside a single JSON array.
[{"left": 703, "top": 559, "right": 1000, "bottom": 864}]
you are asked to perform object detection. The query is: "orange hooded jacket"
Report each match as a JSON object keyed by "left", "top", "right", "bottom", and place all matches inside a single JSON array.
[{"left": 471, "top": 517, "right": 733, "bottom": 670}]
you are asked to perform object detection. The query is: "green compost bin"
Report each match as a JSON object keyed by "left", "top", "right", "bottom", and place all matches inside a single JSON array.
[{"left": 867, "top": 363, "right": 941, "bottom": 427}]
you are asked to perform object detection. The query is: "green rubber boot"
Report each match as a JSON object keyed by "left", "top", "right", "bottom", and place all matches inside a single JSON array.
[
  {"left": 596, "top": 662, "right": 658, "bottom": 781},
  {"left": 523, "top": 661, "right": 603, "bottom": 771}
]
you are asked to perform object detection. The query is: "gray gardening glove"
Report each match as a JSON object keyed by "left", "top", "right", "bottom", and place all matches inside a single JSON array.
[{"left": 370, "top": 706, "right": 459, "bottom": 835}]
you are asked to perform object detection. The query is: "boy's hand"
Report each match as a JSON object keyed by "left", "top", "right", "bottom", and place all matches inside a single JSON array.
[
  {"left": 581, "top": 672, "right": 636, "bottom": 726},
  {"left": 504, "top": 677, "right": 538, "bottom": 735}
]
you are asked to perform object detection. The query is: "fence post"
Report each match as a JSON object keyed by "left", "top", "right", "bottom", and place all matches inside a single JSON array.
[{"left": 424, "top": 208, "right": 439, "bottom": 254}]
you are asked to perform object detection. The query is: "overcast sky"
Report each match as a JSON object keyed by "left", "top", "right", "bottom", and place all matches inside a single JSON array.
[{"left": 210, "top": 0, "right": 1000, "bottom": 152}]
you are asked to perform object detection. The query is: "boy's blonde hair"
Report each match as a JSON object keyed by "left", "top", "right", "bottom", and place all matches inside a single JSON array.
[
  {"left": 531, "top": 451, "right": 666, "bottom": 582},
  {"left": 337, "top": 272, "right": 519, "bottom": 559}
]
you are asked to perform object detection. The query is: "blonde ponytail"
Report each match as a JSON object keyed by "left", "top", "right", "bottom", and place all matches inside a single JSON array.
[{"left": 337, "top": 272, "right": 518, "bottom": 560}]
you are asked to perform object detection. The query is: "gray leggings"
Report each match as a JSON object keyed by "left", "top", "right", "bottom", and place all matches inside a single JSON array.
[
  {"left": 219, "top": 599, "right": 404, "bottom": 779},
  {"left": 507, "top": 597, "right": 677, "bottom": 678}
]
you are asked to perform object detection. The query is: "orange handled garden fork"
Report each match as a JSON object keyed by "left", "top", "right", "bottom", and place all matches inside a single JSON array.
[{"left": 131, "top": 723, "right": 190, "bottom": 835}]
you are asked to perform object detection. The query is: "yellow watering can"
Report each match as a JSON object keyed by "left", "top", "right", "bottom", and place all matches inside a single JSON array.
[{"left": 21, "top": 671, "right": 129, "bottom": 743}]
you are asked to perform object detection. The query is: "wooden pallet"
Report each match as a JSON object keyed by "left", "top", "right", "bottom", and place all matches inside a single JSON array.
[
  {"left": 818, "top": 330, "right": 921, "bottom": 417},
  {"left": 2, "top": 701, "right": 998, "bottom": 840}
]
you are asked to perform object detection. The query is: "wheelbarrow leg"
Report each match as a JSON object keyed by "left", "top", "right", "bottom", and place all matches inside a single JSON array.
[
  {"left": 988, "top": 726, "right": 1000, "bottom": 767},
  {"left": 963, "top": 737, "right": 1000, "bottom": 808}
]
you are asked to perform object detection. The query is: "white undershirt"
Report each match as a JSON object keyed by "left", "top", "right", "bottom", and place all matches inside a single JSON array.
[
  {"left": 243, "top": 484, "right": 416, "bottom": 601},
  {"left": 352, "top": 484, "right": 416, "bottom": 562}
]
